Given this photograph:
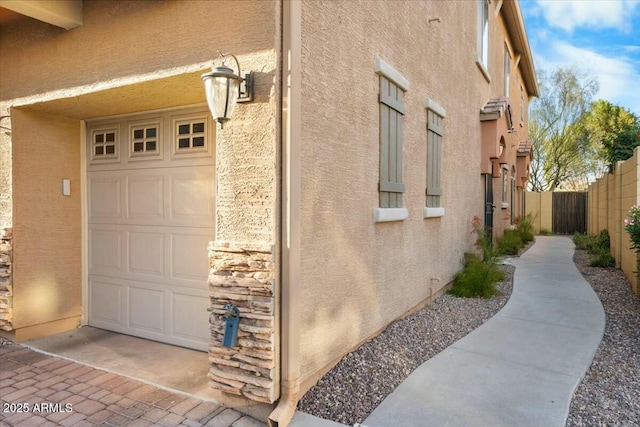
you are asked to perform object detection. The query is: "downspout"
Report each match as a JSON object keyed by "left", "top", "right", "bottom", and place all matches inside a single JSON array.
[{"left": 268, "top": 0, "right": 302, "bottom": 426}]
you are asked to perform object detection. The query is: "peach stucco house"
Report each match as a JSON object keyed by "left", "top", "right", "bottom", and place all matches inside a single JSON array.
[{"left": 0, "top": 0, "right": 537, "bottom": 425}]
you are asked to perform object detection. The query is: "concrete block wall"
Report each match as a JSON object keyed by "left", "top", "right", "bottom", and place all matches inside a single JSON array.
[
  {"left": 524, "top": 191, "right": 552, "bottom": 234},
  {"left": 588, "top": 147, "right": 640, "bottom": 296}
]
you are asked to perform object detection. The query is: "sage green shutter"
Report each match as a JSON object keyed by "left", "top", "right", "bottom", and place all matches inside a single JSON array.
[
  {"left": 426, "top": 109, "right": 443, "bottom": 208},
  {"left": 380, "top": 76, "right": 405, "bottom": 208}
]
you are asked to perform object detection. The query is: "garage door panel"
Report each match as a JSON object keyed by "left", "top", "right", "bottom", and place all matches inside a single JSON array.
[
  {"left": 171, "top": 233, "right": 211, "bottom": 282},
  {"left": 129, "top": 287, "right": 165, "bottom": 335},
  {"left": 90, "top": 280, "right": 123, "bottom": 326},
  {"left": 90, "top": 229, "right": 124, "bottom": 274},
  {"left": 127, "top": 175, "right": 165, "bottom": 220},
  {"left": 128, "top": 231, "right": 165, "bottom": 276},
  {"left": 89, "top": 176, "right": 123, "bottom": 219},
  {"left": 172, "top": 293, "right": 210, "bottom": 344},
  {"left": 171, "top": 172, "right": 215, "bottom": 223}
]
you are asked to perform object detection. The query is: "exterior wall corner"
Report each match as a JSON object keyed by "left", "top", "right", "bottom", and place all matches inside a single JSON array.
[{"left": 208, "top": 240, "right": 278, "bottom": 403}]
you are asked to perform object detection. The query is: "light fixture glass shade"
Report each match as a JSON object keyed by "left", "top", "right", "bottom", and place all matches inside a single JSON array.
[{"left": 202, "top": 64, "right": 242, "bottom": 127}]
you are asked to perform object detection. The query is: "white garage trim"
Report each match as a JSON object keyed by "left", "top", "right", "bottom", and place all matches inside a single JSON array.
[{"left": 81, "top": 120, "right": 89, "bottom": 327}]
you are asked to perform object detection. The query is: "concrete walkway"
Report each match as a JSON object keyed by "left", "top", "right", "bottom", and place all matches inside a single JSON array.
[{"left": 292, "top": 236, "right": 606, "bottom": 427}]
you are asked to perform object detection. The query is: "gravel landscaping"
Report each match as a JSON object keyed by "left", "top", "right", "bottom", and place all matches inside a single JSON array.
[
  {"left": 299, "top": 243, "right": 640, "bottom": 426},
  {"left": 298, "top": 263, "right": 516, "bottom": 425},
  {"left": 567, "top": 249, "right": 640, "bottom": 426}
]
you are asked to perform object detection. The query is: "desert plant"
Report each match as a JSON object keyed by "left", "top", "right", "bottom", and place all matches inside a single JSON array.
[
  {"left": 574, "top": 230, "right": 615, "bottom": 267},
  {"left": 496, "top": 229, "right": 524, "bottom": 255},
  {"left": 470, "top": 215, "right": 498, "bottom": 264},
  {"left": 514, "top": 213, "right": 535, "bottom": 243},
  {"left": 589, "top": 248, "right": 616, "bottom": 268},
  {"left": 448, "top": 253, "right": 504, "bottom": 299},
  {"left": 573, "top": 232, "right": 591, "bottom": 250},
  {"left": 588, "top": 229, "right": 611, "bottom": 253},
  {"left": 449, "top": 217, "right": 504, "bottom": 298}
]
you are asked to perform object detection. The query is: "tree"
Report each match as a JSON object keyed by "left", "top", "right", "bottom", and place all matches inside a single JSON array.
[
  {"left": 584, "top": 100, "right": 640, "bottom": 173},
  {"left": 528, "top": 67, "right": 599, "bottom": 191}
]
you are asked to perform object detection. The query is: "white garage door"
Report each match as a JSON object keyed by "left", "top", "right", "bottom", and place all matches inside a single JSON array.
[{"left": 87, "top": 107, "right": 215, "bottom": 351}]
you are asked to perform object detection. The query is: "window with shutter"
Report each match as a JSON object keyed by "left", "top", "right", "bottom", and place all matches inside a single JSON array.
[
  {"left": 501, "top": 163, "right": 509, "bottom": 208},
  {"left": 425, "top": 98, "right": 446, "bottom": 218},
  {"left": 374, "top": 57, "right": 409, "bottom": 223},
  {"left": 379, "top": 76, "right": 406, "bottom": 209}
]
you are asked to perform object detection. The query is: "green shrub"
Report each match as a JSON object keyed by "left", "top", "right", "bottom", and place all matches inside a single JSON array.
[
  {"left": 574, "top": 230, "right": 615, "bottom": 267},
  {"left": 594, "top": 229, "right": 611, "bottom": 250},
  {"left": 589, "top": 248, "right": 616, "bottom": 267},
  {"left": 573, "top": 233, "right": 591, "bottom": 250},
  {"left": 514, "top": 214, "right": 535, "bottom": 243},
  {"left": 448, "top": 254, "right": 504, "bottom": 299},
  {"left": 585, "top": 229, "right": 611, "bottom": 253},
  {"left": 497, "top": 229, "right": 524, "bottom": 255},
  {"left": 539, "top": 228, "right": 552, "bottom": 236}
]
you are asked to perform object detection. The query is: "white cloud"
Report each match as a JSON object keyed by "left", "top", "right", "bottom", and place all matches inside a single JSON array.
[
  {"left": 536, "top": 42, "right": 640, "bottom": 114},
  {"left": 536, "top": 0, "right": 640, "bottom": 32}
]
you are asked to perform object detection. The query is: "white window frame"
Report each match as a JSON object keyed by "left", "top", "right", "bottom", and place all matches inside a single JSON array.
[
  {"left": 501, "top": 163, "right": 509, "bottom": 208},
  {"left": 171, "top": 113, "right": 213, "bottom": 159},
  {"left": 128, "top": 119, "right": 163, "bottom": 161},
  {"left": 90, "top": 125, "right": 119, "bottom": 164},
  {"left": 476, "top": 0, "right": 491, "bottom": 82},
  {"left": 504, "top": 43, "right": 511, "bottom": 98},
  {"left": 374, "top": 56, "right": 409, "bottom": 223}
]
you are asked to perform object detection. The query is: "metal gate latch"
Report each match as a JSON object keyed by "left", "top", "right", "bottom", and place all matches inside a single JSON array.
[{"left": 222, "top": 302, "right": 240, "bottom": 348}]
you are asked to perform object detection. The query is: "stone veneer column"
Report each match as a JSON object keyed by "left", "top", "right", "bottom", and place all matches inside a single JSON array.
[
  {"left": 208, "top": 241, "right": 276, "bottom": 403},
  {"left": 0, "top": 228, "right": 13, "bottom": 331}
]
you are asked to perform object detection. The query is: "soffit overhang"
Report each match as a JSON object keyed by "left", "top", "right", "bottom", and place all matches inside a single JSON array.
[
  {"left": 502, "top": 0, "right": 539, "bottom": 97},
  {"left": 11, "top": 70, "right": 207, "bottom": 120},
  {"left": 0, "top": 0, "right": 82, "bottom": 30}
]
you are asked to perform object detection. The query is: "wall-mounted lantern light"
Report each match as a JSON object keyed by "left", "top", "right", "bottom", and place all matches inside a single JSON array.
[{"left": 201, "top": 51, "right": 254, "bottom": 128}]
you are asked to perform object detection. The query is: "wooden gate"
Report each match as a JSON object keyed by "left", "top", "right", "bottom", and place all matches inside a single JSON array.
[{"left": 552, "top": 192, "right": 587, "bottom": 234}]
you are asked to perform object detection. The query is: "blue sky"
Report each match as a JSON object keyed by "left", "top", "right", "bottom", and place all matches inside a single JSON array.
[{"left": 519, "top": 0, "right": 640, "bottom": 115}]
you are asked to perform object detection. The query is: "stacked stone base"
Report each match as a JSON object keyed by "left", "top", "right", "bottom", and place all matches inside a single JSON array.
[
  {"left": 208, "top": 241, "right": 276, "bottom": 403},
  {"left": 0, "top": 228, "right": 12, "bottom": 331}
]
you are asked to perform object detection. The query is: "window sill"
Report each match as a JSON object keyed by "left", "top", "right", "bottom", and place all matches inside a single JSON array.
[
  {"left": 501, "top": 202, "right": 509, "bottom": 209},
  {"left": 424, "top": 207, "right": 445, "bottom": 218},
  {"left": 476, "top": 60, "right": 491, "bottom": 83},
  {"left": 374, "top": 207, "right": 408, "bottom": 223}
]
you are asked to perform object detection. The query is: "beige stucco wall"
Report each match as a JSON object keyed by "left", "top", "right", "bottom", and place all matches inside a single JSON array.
[
  {"left": 11, "top": 108, "right": 82, "bottom": 329},
  {"left": 297, "top": 0, "right": 530, "bottom": 387},
  {"left": 0, "top": 0, "right": 279, "bottom": 335}
]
